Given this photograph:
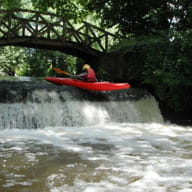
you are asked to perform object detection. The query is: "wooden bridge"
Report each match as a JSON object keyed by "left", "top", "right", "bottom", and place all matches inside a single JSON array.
[{"left": 0, "top": 9, "right": 120, "bottom": 59}]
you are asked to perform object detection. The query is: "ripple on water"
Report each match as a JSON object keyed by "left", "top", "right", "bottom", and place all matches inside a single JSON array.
[{"left": 0, "top": 123, "right": 192, "bottom": 191}]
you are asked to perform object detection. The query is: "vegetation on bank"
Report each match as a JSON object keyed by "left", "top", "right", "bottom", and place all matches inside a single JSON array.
[
  {"left": 0, "top": 0, "right": 192, "bottom": 113},
  {"left": 0, "top": 47, "right": 78, "bottom": 77},
  {"left": 113, "top": 31, "right": 192, "bottom": 112}
]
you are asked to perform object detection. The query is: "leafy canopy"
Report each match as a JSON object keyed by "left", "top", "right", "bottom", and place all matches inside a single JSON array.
[{"left": 31, "top": 0, "right": 88, "bottom": 22}]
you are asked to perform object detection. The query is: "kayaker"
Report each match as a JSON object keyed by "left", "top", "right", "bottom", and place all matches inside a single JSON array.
[{"left": 75, "top": 64, "right": 97, "bottom": 82}]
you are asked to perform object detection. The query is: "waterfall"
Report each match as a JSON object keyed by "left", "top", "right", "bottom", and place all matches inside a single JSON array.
[{"left": 0, "top": 80, "right": 163, "bottom": 129}]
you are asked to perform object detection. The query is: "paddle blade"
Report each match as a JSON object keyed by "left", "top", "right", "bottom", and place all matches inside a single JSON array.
[{"left": 52, "top": 67, "right": 70, "bottom": 75}]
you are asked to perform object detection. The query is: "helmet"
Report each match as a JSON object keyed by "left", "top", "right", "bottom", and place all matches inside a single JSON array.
[{"left": 82, "top": 64, "right": 91, "bottom": 70}]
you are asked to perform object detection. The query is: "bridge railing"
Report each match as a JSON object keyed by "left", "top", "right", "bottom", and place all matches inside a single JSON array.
[{"left": 0, "top": 9, "right": 120, "bottom": 52}]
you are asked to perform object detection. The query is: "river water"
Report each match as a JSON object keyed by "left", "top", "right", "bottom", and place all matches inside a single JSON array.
[{"left": 0, "top": 83, "right": 192, "bottom": 192}]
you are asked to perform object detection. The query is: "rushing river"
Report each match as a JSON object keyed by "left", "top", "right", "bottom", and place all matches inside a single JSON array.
[{"left": 0, "top": 81, "right": 192, "bottom": 192}]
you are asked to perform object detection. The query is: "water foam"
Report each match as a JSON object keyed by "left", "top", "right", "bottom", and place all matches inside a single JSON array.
[
  {"left": 0, "top": 89, "right": 163, "bottom": 129},
  {"left": 1, "top": 123, "right": 192, "bottom": 191}
]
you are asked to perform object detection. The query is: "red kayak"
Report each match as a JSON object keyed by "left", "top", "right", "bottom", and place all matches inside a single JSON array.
[{"left": 45, "top": 77, "right": 131, "bottom": 91}]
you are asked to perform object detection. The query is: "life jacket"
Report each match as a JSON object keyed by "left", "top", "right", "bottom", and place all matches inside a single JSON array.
[{"left": 85, "top": 68, "right": 97, "bottom": 82}]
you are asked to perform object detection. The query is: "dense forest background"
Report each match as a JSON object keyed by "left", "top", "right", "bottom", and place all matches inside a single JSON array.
[{"left": 0, "top": 0, "right": 192, "bottom": 118}]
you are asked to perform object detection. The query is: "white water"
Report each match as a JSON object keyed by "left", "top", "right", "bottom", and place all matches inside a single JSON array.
[
  {"left": 1, "top": 123, "right": 192, "bottom": 192},
  {"left": 0, "top": 91, "right": 163, "bottom": 129},
  {"left": 1, "top": 92, "right": 192, "bottom": 191}
]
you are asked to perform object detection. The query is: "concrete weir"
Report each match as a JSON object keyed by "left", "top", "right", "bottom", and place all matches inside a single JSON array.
[{"left": 0, "top": 79, "right": 163, "bottom": 129}]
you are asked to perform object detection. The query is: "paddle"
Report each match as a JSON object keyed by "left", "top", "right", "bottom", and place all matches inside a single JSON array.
[
  {"left": 52, "top": 67, "right": 87, "bottom": 81},
  {"left": 52, "top": 67, "right": 71, "bottom": 76}
]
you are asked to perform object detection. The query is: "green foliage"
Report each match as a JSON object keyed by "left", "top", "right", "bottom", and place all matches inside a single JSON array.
[
  {"left": 18, "top": 49, "right": 50, "bottom": 76},
  {"left": 0, "top": 0, "right": 33, "bottom": 9},
  {"left": 0, "top": 47, "right": 77, "bottom": 77},
  {"left": 0, "top": 0, "right": 22, "bottom": 9},
  {"left": 31, "top": 0, "right": 88, "bottom": 22},
  {"left": 0, "top": 47, "right": 27, "bottom": 75},
  {"left": 20, "top": 49, "right": 77, "bottom": 77},
  {"left": 142, "top": 32, "right": 192, "bottom": 111},
  {"left": 112, "top": 30, "right": 192, "bottom": 112},
  {"left": 167, "top": 0, "right": 192, "bottom": 31},
  {"left": 83, "top": 0, "right": 170, "bottom": 36}
]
